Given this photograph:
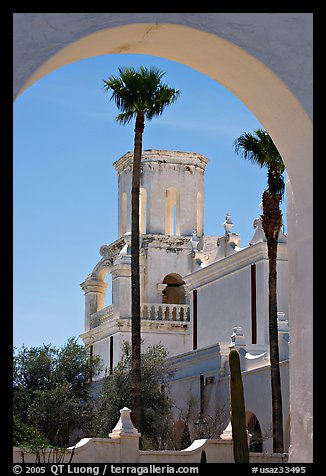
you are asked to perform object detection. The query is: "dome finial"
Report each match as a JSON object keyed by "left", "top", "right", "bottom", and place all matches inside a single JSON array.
[{"left": 223, "top": 212, "right": 234, "bottom": 235}]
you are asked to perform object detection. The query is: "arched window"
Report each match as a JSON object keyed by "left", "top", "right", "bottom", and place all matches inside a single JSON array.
[
  {"left": 139, "top": 187, "right": 147, "bottom": 234},
  {"left": 165, "top": 187, "right": 180, "bottom": 235},
  {"left": 162, "top": 274, "right": 185, "bottom": 304},
  {"left": 196, "top": 191, "right": 203, "bottom": 236},
  {"left": 246, "top": 412, "right": 263, "bottom": 452},
  {"left": 121, "top": 192, "right": 127, "bottom": 236}
]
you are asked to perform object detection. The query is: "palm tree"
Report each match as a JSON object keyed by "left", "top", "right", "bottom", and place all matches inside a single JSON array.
[
  {"left": 103, "top": 66, "right": 180, "bottom": 434},
  {"left": 234, "top": 129, "right": 285, "bottom": 453}
]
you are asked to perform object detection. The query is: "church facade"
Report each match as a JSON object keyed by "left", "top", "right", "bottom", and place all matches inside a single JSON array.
[{"left": 80, "top": 149, "right": 289, "bottom": 452}]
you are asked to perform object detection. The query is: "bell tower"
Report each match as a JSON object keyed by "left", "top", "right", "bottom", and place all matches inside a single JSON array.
[
  {"left": 114, "top": 149, "right": 208, "bottom": 238},
  {"left": 80, "top": 149, "right": 208, "bottom": 376},
  {"left": 113, "top": 149, "right": 208, "bottom": 305}
]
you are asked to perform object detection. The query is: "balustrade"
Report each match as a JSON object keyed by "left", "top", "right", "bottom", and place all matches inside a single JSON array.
[
  {"left": 90, "top": 302, "right": 190, "bottom": 329},
  {"left": 90, "top": 304, "right": 114, "bottom": 328},
  {"left": 141, "top": 303, "right": 190, "bottom": 322}
]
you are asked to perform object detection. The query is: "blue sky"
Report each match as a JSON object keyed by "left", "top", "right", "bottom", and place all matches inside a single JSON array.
[{"left": 13, "top": 53, "right": 286, "bottom": 349}]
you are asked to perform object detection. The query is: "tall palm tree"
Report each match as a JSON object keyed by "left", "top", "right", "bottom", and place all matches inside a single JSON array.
[
  {"left": 234, "top": 129, "right": 285, "bottom": 453},
  {"left": 103, "top": 66, "right": 180, "bottom": 434}
]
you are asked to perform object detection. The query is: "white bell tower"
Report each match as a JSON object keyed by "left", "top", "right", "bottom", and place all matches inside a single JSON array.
[
  {"left": 114, "top": 149, "right": 207, "bottom": 238},
  {"left": 80, "top": 149, "right": 208, "bottom": 376}
]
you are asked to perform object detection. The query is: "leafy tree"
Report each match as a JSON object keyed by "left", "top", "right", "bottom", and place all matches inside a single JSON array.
[
  {"left": 13, "top": 337, "right": 102, "bottom": 446},
  {"left": 13, "top": 415, "right": 47, "bottom": 449},
  {"left": 103, "top": 66, "right": 180, "bottom": 434},
  {"left": 92, "top": 342, "right": 175, "bottom": 449},
  {"left": 234, "top": 129, "right": 285, "bottom": 453},
  {"left": 13, "top": 415, "right": 75, "bottom": 464}
]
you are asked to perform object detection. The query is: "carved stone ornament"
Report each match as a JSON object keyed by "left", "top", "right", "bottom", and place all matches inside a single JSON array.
[{"left": 100, "top": 245, "right": 112, "bottom": 257}]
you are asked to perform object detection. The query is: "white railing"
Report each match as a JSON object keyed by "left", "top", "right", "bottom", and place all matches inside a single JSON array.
[
  {"left": 141, "top": 303, "right": 190, "bottom": 322},
  {"left": 90, "top": 303, "right": 190, "bottom": 328},
  {"left": 90, "top": 304, "right": 114, "bottom": 328}
]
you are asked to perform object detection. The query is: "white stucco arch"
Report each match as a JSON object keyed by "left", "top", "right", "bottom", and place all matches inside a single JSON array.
[{"left": 13, "top": 13, "right": 313, "bottom": 462}]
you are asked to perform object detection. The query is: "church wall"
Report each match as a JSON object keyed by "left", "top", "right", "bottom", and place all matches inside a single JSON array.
[
  {"left": 111, "top": 266, "right": 132, "bottom": 319},
  {"left": 218, "top": 361, "right": 289, "bottom": 452},
  {"left": 92, "top": 336, "right": 111, "bottom": 377},
  {"left": 196, "top": 265, "right": 252, "bottom": 348},
  {"left": 92, "top": 324, "right": 192, "bottom": 377},
  {"left": 275, "top": 259, "right": 289, "bottom": 322},
  {"left": 141, "top": 163, "right": 166, "bottom": 235},
  {"left": 166, "top": 344, "right": 289, "bottom": 452},
  {"left": 187, "top": 242, "right": 288, "bottom": 349},
  {"left": 257, "top": 252, "right": 289, "bottom": 345},
  {"left": 256, "top": 260, "right": 269, "bottom": 344},
  {"left": 92, "top": 330, "right": 132, "bottom": 376},
  {"left": 140, "top": 328, "right": 191, "bottom": 361},
  {"left": 166, "top": 345, "right": 222, "bottom": 441},
  {"left": 140, "top": 156, "right": 205, "bottom": 236}
]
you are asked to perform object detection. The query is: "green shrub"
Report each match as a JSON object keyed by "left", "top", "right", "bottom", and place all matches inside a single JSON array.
[{"left": 13, "top": 415, "right": 47, "bottom": 449}]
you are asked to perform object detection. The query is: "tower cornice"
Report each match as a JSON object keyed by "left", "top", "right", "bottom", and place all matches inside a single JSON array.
[{"left": 113, "top": 149, "right": 208, "bottom": 174}]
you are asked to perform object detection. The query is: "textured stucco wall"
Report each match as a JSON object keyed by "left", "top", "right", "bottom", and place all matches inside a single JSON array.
[
  {"left": 13, "top": 13, "right": 313, "bottom": 119},
  {"left": 192, "top": 245, "right": 288, "bottom": 349}
]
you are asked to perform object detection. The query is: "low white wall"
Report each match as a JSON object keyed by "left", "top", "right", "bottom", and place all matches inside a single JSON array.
[
  {"left": 13, "top": 439, "right": 288, "bottom": 464},
  {"left": 139, "top": 439, "right": 233, "bottom": 464},
  {"left": 13, "top": 438, "right": 229, "bottom": 464},
  {"left": 250, "top": 453, "right": 288, "bottom": 463},
  {"left": 13, "top": 407, "right": 288, "bottom": 464},
  {"left": 13, "top": 446, "right": 75, "bottom": 464}
]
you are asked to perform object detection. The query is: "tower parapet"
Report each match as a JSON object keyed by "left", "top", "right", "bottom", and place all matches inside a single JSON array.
[{"left": 113, "top": 149, "right": 208, "bottom": 238}]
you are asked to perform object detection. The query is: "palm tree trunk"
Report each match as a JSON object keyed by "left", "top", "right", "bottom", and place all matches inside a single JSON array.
[
  {"left": 267, "top": 238, "right": 284, "bottom": 453},
  {"left": 131, "top": 112, "right": 144, "bottom": 435},
  {"left": 262, "top": 190, "right": 284, "bottom": 453}
]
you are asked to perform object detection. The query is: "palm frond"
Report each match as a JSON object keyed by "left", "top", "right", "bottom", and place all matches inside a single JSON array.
[
  {"left": 267, "top": 169, "right": 285, "bottom": 199},
  {"left": 234, "top": 128, "right": 285, "bottom": 198},
  {"left": 234, "top": 131, "right": 266, "bottom": 168},
  {"left": 103, "top": 66, "right": 180, "bottom": 123}
]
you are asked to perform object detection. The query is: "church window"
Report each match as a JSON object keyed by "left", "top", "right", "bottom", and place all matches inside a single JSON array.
[
  {"left": 139, "top": 187, "right": 147, "bottom": 234},
  {"left": 89, "top": 345, "right": 94, "bottom": 382},
  {"left": 121, "top": 192, "right": 127, "bottom": 236},
  {"left": 165, "top": 187, "right": 180, "bottom": 235},
  {"left": 162, "top": 274, "right": 185, "bottom": 304},
  {"left": 251, "top": 264, "right": 257, "bottom": 344},
  {"left": 193, "top": 289, "right": 198, "bottom": 350},
  {"left": 246, "top": 413, "right": 263, "bottom": 452},
  {"left": 196, "top": 192, "right": 203, "bottom": 236},
  {"left": 109, "top": 336, "right": 114, "bottom": 374},
  {"left": 199, "top": 374, "right": 205, "bottom": 413}
]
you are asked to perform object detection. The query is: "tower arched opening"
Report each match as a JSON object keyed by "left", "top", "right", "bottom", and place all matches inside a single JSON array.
[{"left": 162, "top": 273, "right": 186, "bottom": 305}]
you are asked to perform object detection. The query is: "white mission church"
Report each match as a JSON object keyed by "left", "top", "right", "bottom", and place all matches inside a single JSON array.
[{"left": 79, "top": 149, "right": 290, "bottom": 453}]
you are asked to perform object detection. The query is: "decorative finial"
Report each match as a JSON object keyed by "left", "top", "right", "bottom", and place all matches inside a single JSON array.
[
  {"left": 223, "top": 212, "right": 234, "bottom": 235},
  {"left": 109, "top": 407, "right": 141, "bottom": 438},
  {"left": 190, "top": 229, "right": 200, "bottom": 252}
]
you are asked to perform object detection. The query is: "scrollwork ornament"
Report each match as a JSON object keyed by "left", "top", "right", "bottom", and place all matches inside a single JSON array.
[{"left": 100, "top": 244, "right": 112, "bottom": 257}]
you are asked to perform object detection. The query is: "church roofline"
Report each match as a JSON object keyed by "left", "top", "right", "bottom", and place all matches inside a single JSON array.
[
  {"left": 113, "top": 149, "right": 209, "bottom": 174},
  {"left": 183, "top": 240, "right": 288, "bottom": 291}
]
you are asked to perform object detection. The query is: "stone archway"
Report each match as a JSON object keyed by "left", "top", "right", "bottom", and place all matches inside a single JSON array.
[
  {"left": 246, "top": 412, "right": 263, "bottom": 453},
  {"left": 13, "top": 13, "right": 313, "bottom": 462},
  {"left": 162, "top": 274, "right": 186, "bottom": 305}
]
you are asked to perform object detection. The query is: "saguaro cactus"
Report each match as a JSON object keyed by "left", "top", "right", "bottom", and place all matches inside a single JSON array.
[{"left": 229, "top": 348, "right": 249, "bottom": 463}]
